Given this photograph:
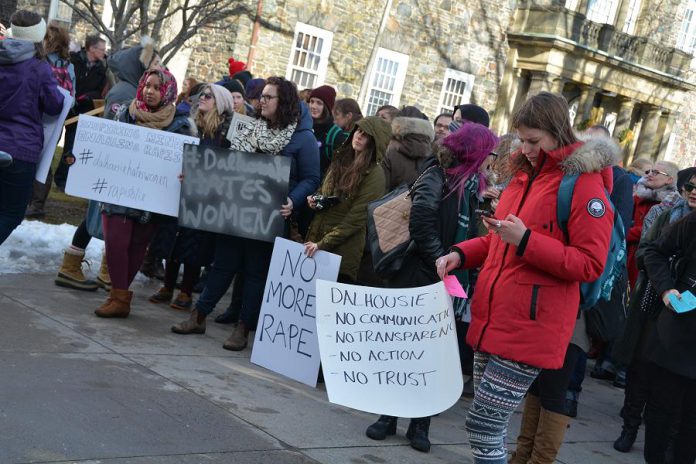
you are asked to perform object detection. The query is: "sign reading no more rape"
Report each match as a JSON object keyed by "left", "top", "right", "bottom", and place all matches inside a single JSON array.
[
  {"left": 179, "top": 145, "right": 291, "bottom": 243},
  {"left": 251, "top": 238, "right": 341, "bottom": 387},
  {"left": 65, "top": 115, "right": 200, "bottom": 216},
  {"left": 316, "top": 281, "right": 463, "bottom": 418}
]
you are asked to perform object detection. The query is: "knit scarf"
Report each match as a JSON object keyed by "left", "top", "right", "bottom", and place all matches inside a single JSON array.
[
  {"left": 228, "top": 117, "right": 296, "bottom": 155},
  {"left": 635, "top": 180, "right": 678, "bottom": 202},
  {"left": 128, "top": 100, "right": 176, "bottom": 129},
  {"left": 452, "top": 174, "right": 480, "bottom": 321}
]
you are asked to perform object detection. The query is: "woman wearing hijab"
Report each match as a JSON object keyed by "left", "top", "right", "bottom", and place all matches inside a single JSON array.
[
  {"left": 148, "top": 84, "right": 234, "bottom": 311},
  {"left": 95, "top": 68, "right": 195, "bottom": 318}
]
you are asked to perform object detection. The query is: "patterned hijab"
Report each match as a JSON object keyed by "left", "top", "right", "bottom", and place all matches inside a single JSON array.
[
  {"left": 133, "top": 68, "right": 178, "bottom": 112},
  {"left": 129, "top": 68, "right": 178, "bottom": 129}
]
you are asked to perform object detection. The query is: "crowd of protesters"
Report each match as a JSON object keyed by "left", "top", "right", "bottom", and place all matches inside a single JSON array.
[{"left": 2, "top": 9, "right": 696, "bottom": 464}]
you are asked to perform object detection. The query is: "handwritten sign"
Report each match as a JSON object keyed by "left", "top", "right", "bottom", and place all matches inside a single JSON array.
[
  {"left": 65, "top": 115, "right": 199, "bottom": 216},
  {"left": 315, "top": 281, "right": 462, "bottom": 418},
  {"left": 36, "top": 87, "right": 73, "bottom": 183},
  {"left": 250, "top": 238, "right": 341, "bottom": 387},
  {"left": 179, "top": 144, "right": 291, "bottom": 243},
  {"left": 226, "top": 112, "right": 256, "bottom": 142}
]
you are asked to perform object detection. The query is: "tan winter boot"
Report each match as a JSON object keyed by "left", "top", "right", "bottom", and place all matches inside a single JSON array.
[
  {"left": 55, "top": 250, "right": 99, "bottom": 291},
  {"left": 510, "top": 394, "right": 542, "bottom": 464},
  {"left": 96, "top": 253, "right": 111, "bottom": 291},
  {"left": 94, "top": 289, "right": 132, "bottom": 318},
  {"left": 222, "top": 322, "right": 249, "bottom": 351},
  {"left": 171, "top": 309, "right": 206, "bottom": 334},
  {"left": 528, "top": 407, "right": 571, "bottom": 464}
]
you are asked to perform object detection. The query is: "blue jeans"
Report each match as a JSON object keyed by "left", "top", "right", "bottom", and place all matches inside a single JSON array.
[
  {"left": 195, "top": 235, "right": 273, "bottom": 329},
  {"left": 0, "top": 159, "right": 37, "bottom": 245}
]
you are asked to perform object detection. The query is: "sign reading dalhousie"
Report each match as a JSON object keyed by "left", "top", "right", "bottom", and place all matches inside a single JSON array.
[
  {"left": 316, "top": 281, "right": 463, "bottom": 418},
  {"left": 179, "top": 144, "right": 291, "bottom": 243},
  {"left": 65, "top": 115, "right": 199, "bottom": 217}
]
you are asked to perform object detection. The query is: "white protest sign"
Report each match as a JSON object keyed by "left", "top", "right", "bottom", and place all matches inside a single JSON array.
[
  {"left": 316, "top": 281, "right": 462, "bottom": 418},
  {"left": 36, "top": 87, "right": 73, "bottom": 183},
  {"left": 251, "top": 238, "right": 342, "bottom": 387},
  {"left": 65, "top": 115, "right": 199, "bottom": 217},
  {"left": 226, "top": 112, "right": 255, "bottom": 143}
]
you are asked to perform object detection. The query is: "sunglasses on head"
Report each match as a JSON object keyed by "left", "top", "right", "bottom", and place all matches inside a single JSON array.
[
  {"left": 645, "top": 169, "right": 669, "bottom": 177},
  {"left": 684, "top": 183, "right": 696, "bottom": 193}
]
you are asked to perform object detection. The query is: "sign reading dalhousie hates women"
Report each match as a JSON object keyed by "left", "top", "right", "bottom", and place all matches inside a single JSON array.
[{"left": 179, "top": 144, "right": 291, "bottom": 243}]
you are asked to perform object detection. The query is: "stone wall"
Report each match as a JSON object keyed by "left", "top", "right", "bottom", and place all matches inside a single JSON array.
[{"left": 230, "top": 0, "right": 515, "bottom": 119}]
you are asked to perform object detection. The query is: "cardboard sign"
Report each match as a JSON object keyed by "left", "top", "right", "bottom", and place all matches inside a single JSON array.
[
  {"left": 250, "top": 238, "right": 342, "bottom": 387},
  {"left": 65, "top": 115, "right": 199, "bottom": 216},
  {"left": 178, "top": 144, "right": 291, "bottom": 243},
  {"left": 36, "top": 87, "right": 73, "bottom": 183},
  {"left": 316, "top": 281, "right": 463, "bottom": 418}
]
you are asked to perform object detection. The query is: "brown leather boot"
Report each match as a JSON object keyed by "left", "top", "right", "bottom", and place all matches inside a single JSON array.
[
  {"left": 222, "top": 322, "right": 249, "bottom": 351},
  {"left": 510, "top": 394, "right": 542, "bottom": 464},
  {"left": 528, "top": 407, "right": 571, "bottom": 464},
  {"left": 94, "top": 289, "right": 132, "bottom": 318},
  {"left": 171, "top": 309, "right": 206, "bottom": 334}
]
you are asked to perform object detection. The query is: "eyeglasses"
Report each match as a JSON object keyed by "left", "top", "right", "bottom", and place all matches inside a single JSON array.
[
  {"left": 260, "top": 94, "right": 279, "bottom": 102},
  {"left": 684, "top": 182, "right": 696, "bottom": 193},
  {"left": 645, "top": 169, "right": 669, "bottom": 177},
  {"left": 199, "top": 93, "right": 214, "bottom": 100}
]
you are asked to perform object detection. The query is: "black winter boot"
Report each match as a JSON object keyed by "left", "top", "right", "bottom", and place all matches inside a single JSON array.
[
  {"left": 613, "top": 427, "right": 638, "bottom": 452},
  {"left": 365, "top": 415, "right": 397, "bottom": 440},
  {"left": 406, "top": 417, "right": 431, "bottom": 452}
]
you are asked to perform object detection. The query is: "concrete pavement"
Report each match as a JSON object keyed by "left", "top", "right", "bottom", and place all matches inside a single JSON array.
[{"left": 0, "top": 274, "right": 645, "bottom": 464}]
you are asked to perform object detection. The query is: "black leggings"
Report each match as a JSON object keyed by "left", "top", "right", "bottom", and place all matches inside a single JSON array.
[
  {"left": 528, "top": 343, "right": 584, "bottom": 415},
  {"left": 71, "top": 219, "right": 92, "bottom": 249}
]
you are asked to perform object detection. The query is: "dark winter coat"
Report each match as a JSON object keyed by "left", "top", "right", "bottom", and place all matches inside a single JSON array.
[
  {"left": 643, "top": 211, "right": 696, "bottom": 379},
  {"left": 283, "top": 103, "right": 321, "bottom": 211},
  {"left": 611, "top": 166, "right": 634, "bottom": 236},
  {"left": 101, "top": 106, "right": 196, "bottom": 221},
  {"left": 382, "top": 117, "right": 436, "bottom": 191},
  {"left": 70, "top": 49, "right": 108, "bottom": 101},
  {"left": 388, "top": 156, "right": 459, "bottom": 288},
  {"left": 0, "top": 39, "right": 64, "bottom": 164},
  {"left": 306, "top": 117, "right": 391, "bottom": 281},
  {"left": 453, "top": 138, "right": 619, "bottom": 369},
  {"left": 314, "top": 116, "right": 348, "bottom": 178}
]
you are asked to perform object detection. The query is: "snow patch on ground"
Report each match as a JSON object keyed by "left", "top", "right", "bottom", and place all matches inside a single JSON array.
[{"left": 0, "top": 221, "right": 103, "bottom": 275}]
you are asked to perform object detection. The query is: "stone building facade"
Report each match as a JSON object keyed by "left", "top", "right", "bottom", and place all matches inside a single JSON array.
[{"left": 3, "top": 0, "right": 696, "bottom": 167}]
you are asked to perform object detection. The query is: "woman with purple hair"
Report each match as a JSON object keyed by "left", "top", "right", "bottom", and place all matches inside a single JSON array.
[{"left": 365, "top": 122, "right": 498, "bottom": 453}]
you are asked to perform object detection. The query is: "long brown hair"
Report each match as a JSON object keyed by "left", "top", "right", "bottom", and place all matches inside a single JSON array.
[
  {"left": 334, "top": 98, "right": 363, "bottom": 131},
  {"left": 44, "top": 21, "right": 70, "bottom": 60},
  {"left": 322, "top": 127, "right": 375, "bottom": 198},
  {"left": 511, "top": 92, "right": 577, "bottom": 148}
]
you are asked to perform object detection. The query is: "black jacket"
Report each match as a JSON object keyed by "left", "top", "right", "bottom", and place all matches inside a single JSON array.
[
  {"left": 388, "top": 156, "right": 458, "bottom": 288},
  {"left": 70, "top": 50, "right": 108, "bottom": 101},
  {"left": 643, "top": 210, "right": 696, "bottom": 379}
]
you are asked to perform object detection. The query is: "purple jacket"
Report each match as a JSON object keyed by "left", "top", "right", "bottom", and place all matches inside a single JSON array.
[{"left": 0, "top": 39, "right": 65, "bottom": 163}]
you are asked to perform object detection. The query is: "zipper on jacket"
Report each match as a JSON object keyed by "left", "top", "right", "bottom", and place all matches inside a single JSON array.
[
  {"left": 529, "top": 285, "right": 539, "bottom": 320},
  {"left": 475, "top": 163, "right": 544, "bottom": 350}
]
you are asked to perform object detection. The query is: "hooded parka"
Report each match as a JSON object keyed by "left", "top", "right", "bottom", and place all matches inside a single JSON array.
[
  {"left": 453, "top": 138, "right": 618, "bottom": 369},
  {"left": 306, "top": 117, "right": 391, "bottom": 281}
]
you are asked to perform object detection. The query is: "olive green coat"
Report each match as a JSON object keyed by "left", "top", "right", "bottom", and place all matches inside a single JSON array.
[{"left": 306, "top": 117, "right": 391, "bottom": 280}]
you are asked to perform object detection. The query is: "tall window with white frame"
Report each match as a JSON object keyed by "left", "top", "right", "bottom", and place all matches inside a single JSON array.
[
  {"left": 363, "top": 48, "right": 409, "bottom": 116},
  {"left": 677, "top": 0, "right": 696, "bottom": 55},
  {"left": 438, "top": 68, "right": 475, "bottom": 115},
  {"left": 49, "top": 0, "right": 74, "bottom": 25},
  {"left": 285, "top": 22, "right": 333, "bottom": 90},
  {"left": 585, "top": 0, "right": 619, "bottom": 24},
  {"left": 621, "top": 0, "right": 642, "bottom": 34}
]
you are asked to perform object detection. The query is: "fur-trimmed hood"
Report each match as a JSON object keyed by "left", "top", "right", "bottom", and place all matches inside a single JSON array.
[
  {"left": 510, "top": 136, "right": 620, "bottom": 181},
  {"left": 391, "top": 116, "right": 435, "bottom": 143}
]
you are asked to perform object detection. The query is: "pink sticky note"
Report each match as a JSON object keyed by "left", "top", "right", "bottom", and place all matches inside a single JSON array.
[{"left": 443, "top": 275, "right": 467, "bottom": 298}]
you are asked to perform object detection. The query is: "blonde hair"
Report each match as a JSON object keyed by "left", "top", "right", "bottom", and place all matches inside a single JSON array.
[
  {"left": 628, "top": 158, "right": 652, "bottom": 177},
  {"left": 193, "top": 85, "right": 225, "bottom": 138}
]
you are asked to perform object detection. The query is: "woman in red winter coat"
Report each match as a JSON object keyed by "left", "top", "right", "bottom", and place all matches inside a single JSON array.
[{"left": 437, "top": 92, "right": 615, "bottom": 464}]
